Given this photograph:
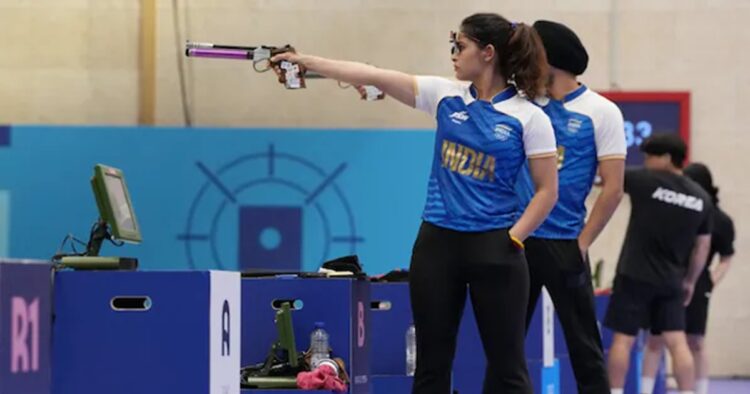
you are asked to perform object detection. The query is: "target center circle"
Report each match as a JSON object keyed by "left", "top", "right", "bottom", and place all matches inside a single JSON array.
[{"left": 260, "top": 227, "right": 282, "bottom": 250}]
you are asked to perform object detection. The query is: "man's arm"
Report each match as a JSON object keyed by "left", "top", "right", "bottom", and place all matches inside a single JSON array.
[
  {"left": 578, "top": 159, "right": 625, "bottom": 256},
  {"left": 683, "top": 234, "right": 712, "bottom": 305},
  {"left": 711, "top": 255, "right": 733, "bottom": 286},
  {"left": 711, "top": 216, "right": 736, "bottom": 286}
]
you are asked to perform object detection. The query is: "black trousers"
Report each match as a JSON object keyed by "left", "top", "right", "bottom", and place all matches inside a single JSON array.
[
  {"left": 525, "top": 237, "right": 610, "bottom": 394},
  {"left": 409, "top": 222, "right": 531, "bottom": 394}
]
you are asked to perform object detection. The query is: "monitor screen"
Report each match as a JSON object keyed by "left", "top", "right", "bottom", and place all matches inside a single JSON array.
[
  {"left": 92, "top": 164, "right": 141, "bottom": 244},
  {"left": 104, "top": 172, "right": 137, "bottom": 233}
]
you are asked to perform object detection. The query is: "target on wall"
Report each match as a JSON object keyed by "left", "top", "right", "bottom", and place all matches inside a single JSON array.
[{"left": 177, "top": 144, "right": 363, "bottom": 271}]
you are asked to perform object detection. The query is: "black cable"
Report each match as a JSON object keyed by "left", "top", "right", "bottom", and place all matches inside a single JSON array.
[
  {"left": 172, "top": 0, "right": 193, "bottom": 126},
  {"left": 84, "top": 220, "right": 99, "bottom": 254},
  {"left": 54, "top": 233, "right": 88, "bottom": 259},
  {"left": 183, "top": 0, "right": 196, "bottom": 108},
  {"left": 54, "top": 234, "right": 73, "bottom": 258},
  {"left": 68, "top": 235, "right": 87, "bottom": 255},
  {"left": 53, "top": 217, "right": 130, "bottom": 262}
]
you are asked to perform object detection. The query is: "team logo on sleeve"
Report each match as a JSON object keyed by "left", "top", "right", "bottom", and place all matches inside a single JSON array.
[
  {"left": 493, "top": 124, "right": 513, "bottom": 141},
  {"left": 449, "top": 111, "right": 470, "bottom": 124}
]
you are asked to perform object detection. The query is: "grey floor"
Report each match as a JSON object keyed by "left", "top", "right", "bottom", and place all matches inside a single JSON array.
[{"left": 666, "top": 378, "right": 750, "bottom": 393}]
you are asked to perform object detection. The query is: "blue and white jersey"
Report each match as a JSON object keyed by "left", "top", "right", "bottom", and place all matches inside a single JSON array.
[
  {"left": 415, "top": 76, "right": 557, "bottom": 232},
  {"left": 516, "top": 85, "right": 627, "bottom": 239}
]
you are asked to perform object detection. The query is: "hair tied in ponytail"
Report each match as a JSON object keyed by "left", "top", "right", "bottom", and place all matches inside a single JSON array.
[{"left": 460, "top": 13, "right": 548, "bottom": 99}]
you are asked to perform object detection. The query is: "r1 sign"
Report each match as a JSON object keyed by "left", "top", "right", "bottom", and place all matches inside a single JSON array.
[{"left": 0, "top": 260, "right": 52, "bottom": 394}]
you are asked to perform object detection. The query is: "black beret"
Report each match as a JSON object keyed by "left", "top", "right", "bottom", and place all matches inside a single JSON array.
[{"left": 533, "top": 20, "right": 589, "bottom": 75}]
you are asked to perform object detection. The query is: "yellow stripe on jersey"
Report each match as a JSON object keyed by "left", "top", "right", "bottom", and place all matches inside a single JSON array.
[
  {"left": 528, "top": 151, "right": 558, "bottom": 159},
  {"left": 598, "top": 154, "right": 626, "bottom": 161}
]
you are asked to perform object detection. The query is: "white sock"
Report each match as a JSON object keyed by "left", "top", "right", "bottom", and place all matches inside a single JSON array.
[
  {"left": 696, "top": 379, "right": 709, "bottom": 394},
  {"left": 611, "top": 389, "right": 624, "bottom": 394},
  {"left": 640, "top": 377, "right": 655, "bottom": 394}
]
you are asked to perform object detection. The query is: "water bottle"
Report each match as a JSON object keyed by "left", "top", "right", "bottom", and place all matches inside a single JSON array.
[
  {"left": 310, "top": 322, "right": 330, "bottom": 369},
  {"left": 406, "top": 324, "right": 416, "bottom": 376}
]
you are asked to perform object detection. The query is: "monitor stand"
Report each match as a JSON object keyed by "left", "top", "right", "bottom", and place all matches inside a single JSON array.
[
  {"left": 58, "top": 256, "right": 138, "bottom": 270},
  {"left": 55, "top": 219, "right": 138, "bottom": 270}
]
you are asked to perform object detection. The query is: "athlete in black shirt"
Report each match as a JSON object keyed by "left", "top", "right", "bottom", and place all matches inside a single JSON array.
[
  {"left": 605, "top": 134, "right": 713, "bottom": 394},
  {"left": 640, "top": 162, "right": 735, "bottom": 394}
]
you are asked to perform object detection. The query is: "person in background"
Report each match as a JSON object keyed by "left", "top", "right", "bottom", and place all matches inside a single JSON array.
[
  {"left": 516, "top": 19, "right": 627, "bottom": 394},
  {"left": 604, "top": 134, "right": 713, "bottom": 394},
  {"left": 640, "top": 162, "right": 735, "bottom": 394}
]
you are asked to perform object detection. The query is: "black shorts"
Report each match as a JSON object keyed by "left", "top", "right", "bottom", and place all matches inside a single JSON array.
[
  {"left": 649, "top": 274, "right": 712, "bottom": 336},
  {"left": 684, "top": 274, "right": 712, "bottom": 335},
  {"left": 604, "top": 275, "right": 685, "bottom": 336}
]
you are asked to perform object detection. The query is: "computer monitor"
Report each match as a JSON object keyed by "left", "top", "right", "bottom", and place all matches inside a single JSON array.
[
  {"left": 56, "top": 164, "right": 140, "bottom": 270},
  {"left": 91, "top": 164, "right": 141, "bottom": 244}
]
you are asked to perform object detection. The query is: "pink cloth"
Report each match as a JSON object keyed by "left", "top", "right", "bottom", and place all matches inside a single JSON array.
[{"left": 296, "top": 364, "right": 348, "bottom": 392}]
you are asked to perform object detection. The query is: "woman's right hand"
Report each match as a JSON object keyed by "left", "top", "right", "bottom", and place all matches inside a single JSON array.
[
  {"left": 270, "top": 51, "right": 303, "bottom": 65},
  {"left": 270, "top": 51, "right": 306, "bottom": 85}
]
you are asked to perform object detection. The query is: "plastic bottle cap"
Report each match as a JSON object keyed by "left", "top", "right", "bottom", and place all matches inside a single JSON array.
[{"left": 316, "top": 359, "right": 339, "bottom": 375}]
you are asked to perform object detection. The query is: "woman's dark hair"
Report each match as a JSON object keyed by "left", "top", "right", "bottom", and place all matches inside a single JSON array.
[
  {"left": 460, "top": 13, "right": 549, "bottom": 99},
  {"left": 684, "top": 162, "right": 720, "bottom": 205}
]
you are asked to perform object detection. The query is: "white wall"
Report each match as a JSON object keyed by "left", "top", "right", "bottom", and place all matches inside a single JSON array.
[
  {"left": 0, "top": 0, "right": 139, "bottom": 124},
  {"left": 1, "top": 0, "right": 748, "bottom": 376}
]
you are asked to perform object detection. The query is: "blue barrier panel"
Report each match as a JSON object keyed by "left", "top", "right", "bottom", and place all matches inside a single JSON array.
[
  {"left": 53, "top": 270, "right": 241, "bottom": 394},
  {"left": 371, "top": 375, "right": 413, "bottom": 394},
  {"left": 369, "top": 283, "right": 412, "bottom": 376},
  {"left": 242, "top": 277, "right": 370, "bottom": 394}
]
